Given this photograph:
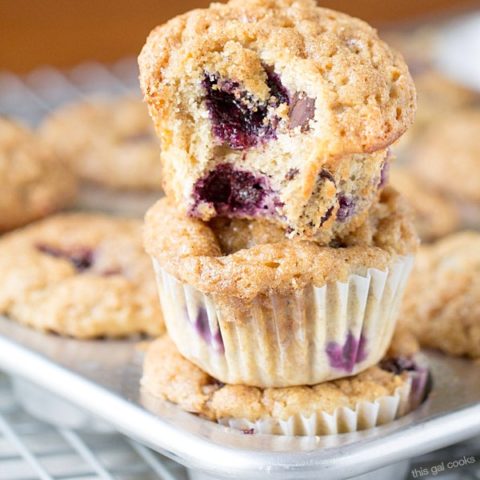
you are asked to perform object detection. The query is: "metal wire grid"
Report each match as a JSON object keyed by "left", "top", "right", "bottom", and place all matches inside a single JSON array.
[
  {"left": 0, "top": 373, "right": 187, "bottom": 480},
  {"left": 0, "top": 57, "right": 141, "bottom": 126}
]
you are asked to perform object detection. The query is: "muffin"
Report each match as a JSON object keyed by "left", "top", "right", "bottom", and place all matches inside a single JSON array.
[
  {"left": 0, "top": 214, "right": 164, "bottom": 338},
  {"left": 390, "top": 167, "right": 459, "bottom": 241},
  {"left": 0, "top": 118, "right": 77, "bottom": 232},
  {"left": 139, "top": 0, "right": 416, "bottom": 236},
  {"left": 400, "top": 231, "right": 480, "bottom": 359},
  {"left": 40, "top": 96, "right": 162, "bottom": 216},
  {"left": 141, "top": 335, "right": 428, "bottom": 436},
  {"left": 413, "top": 72, "right": 478, "bottom": 132},
  {"left": 144, "top": 187, "right": 418, "bottom": 387},
  {"left": 412, "top": 109, "right": 480, "bottom": 228},
  {"left": 381, "top": 26, "right": 438, "bottom": 77}
]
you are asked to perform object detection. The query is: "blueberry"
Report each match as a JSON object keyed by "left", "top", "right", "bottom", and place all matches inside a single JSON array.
[
  {"left": 190, "top": 307, "right": 224, "bottom": 352},
  {"left": 336, "top": 194, "right": 356, "bottom": 221},
  {"left": 326, "top": 332, "right": 368, "bottom": 372},
  {"left": 36, "top": 244, "right": 94, "bottom": 272},
  {"left": 192, "top": 163, "right": 282, "bottom": 217},
  {"left": 380, "top": 356, "right": 418, "bottom": 375}
]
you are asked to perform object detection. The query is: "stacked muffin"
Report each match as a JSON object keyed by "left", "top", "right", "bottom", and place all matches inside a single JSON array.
[{"left": 139, "top": 0, "right": 426, "bottom": 435}]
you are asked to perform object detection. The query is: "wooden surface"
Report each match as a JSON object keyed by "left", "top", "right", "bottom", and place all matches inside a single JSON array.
[{"left": 1, "top": 0, "right": 479, "bottom": 73}]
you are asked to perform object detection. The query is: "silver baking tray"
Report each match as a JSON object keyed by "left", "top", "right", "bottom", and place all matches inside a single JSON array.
[{"left": 0, "top": 316, "right": 479, "bottom": 480}]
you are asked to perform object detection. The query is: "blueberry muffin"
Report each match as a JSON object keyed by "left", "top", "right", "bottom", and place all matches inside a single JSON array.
[
  {"left": 144, "top": 187, "right": 418, "bottom": 387},
  {"left": 141, "top": 336, "right": 427, "bottom": 436},
  {"left": 390, "top": 167, "right": 459, "bottom": 241},
  {"left": 413, "top": 72, "right": 478, "bottom": 131},
  {"left": 381, "top": 27, "right": 438, "bottom": 77},
  {"left": 139, "top": 0, "right": 416, "bottom": 236},
  {"left": 412, "top": 109, "right": 480, "bottom": 227},
  {"left": 0, "top": 118, "right": 77, "bottom": 232},
  {"left": 401, "top": 231, "right": 480, "bottom": 359},
  {"left": 0, "top": 214, "right": 164, "bottom": 338},
  {"left": 41, "top": 96, "right": 161, "bottom": 191},
  {"left": 40, "top": 96, "right": 163, "bottom": 215}
]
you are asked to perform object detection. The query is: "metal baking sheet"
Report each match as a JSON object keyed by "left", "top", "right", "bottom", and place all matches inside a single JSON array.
[{"left": 0, "top": 316, "right": 479, "bottom": 480}]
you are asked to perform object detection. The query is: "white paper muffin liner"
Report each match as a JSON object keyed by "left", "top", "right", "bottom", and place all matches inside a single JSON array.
[
  {"left": 219, "top": 376, "right": 415, "bottom": 436},
  {"left": 152, "top": 255, "right": 414, "bottom": 387}
]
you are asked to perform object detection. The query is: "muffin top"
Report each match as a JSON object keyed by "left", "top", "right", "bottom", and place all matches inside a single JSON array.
[
  {"left": 40, "top": 97, "right": 162, "bottom": 191},
  {"left": 140, "top": 0, "right": 416, "bottom": 155},
  {"left": 144, "top": 187, "right": 418, "bottom": 299},
  {"left": 0, "top": 118, "right": 77, "bottom": 232},
  {"left": 0, "top": 213, "right": 164, "bottom": 338},
  {"left": 413, "top": 109, "right": 480, "bottom": 203},
  {"left": 390, "top": 167, "right": 459, "bottom": 241},
  {"left": 142, "top": 336, "right": 411, "bottom": 422},
  {"left": 401, "top": 231, "right": 480, "bottom": 358}
]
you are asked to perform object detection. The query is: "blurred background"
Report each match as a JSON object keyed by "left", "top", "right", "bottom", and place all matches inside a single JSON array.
[{"left": 1, "top": 0, "right": 480, "bottom": 72}]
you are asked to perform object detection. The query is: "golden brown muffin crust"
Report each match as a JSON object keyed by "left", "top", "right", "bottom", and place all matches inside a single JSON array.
[
  {"left": 0, "top": 118, "right": 77, "bottom": 232},
  {"left": 142, "top": 336, "right": 408, "bottom": 422},
  {"left": 390, "top": 167, "right": 459, "bottom": 241},
  {"left": 144, "top": 187, "right": 418, "bottom": 300},
  {"left": 400, "top": 231, "right": 480, "bottom": 358},
  {"left": 0, "top": 214, "right": 164, "bottom": 338},
  {"left": 40, "top": 97, "right": 162, "bottom": 191},
  {"left": 413, "top": 109, "right": 480, "bottom": 203},
  {"left": 140, "top": 0, "right": 416, "bottom": 155}
]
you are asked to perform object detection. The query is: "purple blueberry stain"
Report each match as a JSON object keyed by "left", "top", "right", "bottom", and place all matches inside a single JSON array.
[
  {"left": 192, "top": 163, "right": 283, "bottom": 217},
  {"left": 336, "top": 194, "right": 356, "bottom": 221},
  {"left": 203, "top": 70, "right": 287, "bottom": 150},
  {"left": 326, "top": 332, "right": 368, "bottom": 372},
  {"left": 289, "top": 92, "right": 316, "bottom": 131},
  {"left": 380, "top": 356, "right": 429, "bottom": 407},
  {"left": 36, "top": 244, "right": 94, "bottom": 272},
  {"left": 379, "top": 356, "right": 418, "bottom": 375},
  {"left": 265, "top": 68, "right": 290, "bottom": 106},
  {"left": 189, "top": 307, "right": 224, "bottom": 353},
  {"left": 203, "top": 67, "right": 316, "bottom": 150}
]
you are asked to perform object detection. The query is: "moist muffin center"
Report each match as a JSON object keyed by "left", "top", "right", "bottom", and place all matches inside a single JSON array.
[
  {"left": 203, "top": 67, "right": 315, "bottom": 151},
  {"left": 192, "top": 163, "right": 283, "bottom": 217}
]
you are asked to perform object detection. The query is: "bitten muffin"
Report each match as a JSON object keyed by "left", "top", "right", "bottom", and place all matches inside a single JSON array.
[
  {"left": 139, "top": 0, "right": 416, "bottom": 236},
  {"left": 40, "top": 96, "right": 162, "bottom": 192},
  {"left": 144, "top": 187, "right": 418, "bottom": 387},
  {"left": 0, "top": 118, "right": 77, "bottom": 232},
  {"left": 412, "top": 109, "right": 480, "bottom": 227},
  {"left": 141, "top": 336, "right": 427, "bottom": 436},
  {"left": 390, "top": 167, "right": 459, "bottom": 241},
  {"left": 401, "top": 231, "right": 480, "bottom": 359},
  {"left": 0, "top": 214, "right": 164, "bottom": 338}
]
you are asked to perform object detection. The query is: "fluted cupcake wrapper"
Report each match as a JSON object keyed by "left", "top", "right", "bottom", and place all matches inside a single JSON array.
[
  {"left": 219, "top": 373, "right": 421, "bottom": 436},
  {"left": 152, "top": 255, "right": 414, "bottom": 387}
]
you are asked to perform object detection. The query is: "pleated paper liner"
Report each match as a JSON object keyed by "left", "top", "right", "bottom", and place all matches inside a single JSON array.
[{"left": 152, "top": 255, "right": 414, "bottom": 387}]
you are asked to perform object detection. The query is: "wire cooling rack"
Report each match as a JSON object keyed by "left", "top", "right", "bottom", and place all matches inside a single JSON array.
[
  {"left": 0, "top": 59, "right": 479, "bottom": 480},
  {"left": 0, "top": 373, "right": 188, "bottom": 480},
  {"left": 0, "top": 57, "right": 141, "bottom": 126}
]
